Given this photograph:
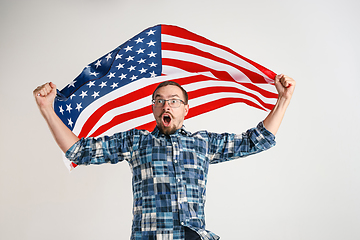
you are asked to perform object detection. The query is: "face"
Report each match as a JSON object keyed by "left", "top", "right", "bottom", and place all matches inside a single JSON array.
[{"left": 152, "top": 85, "right": 189, "bottom": 135}]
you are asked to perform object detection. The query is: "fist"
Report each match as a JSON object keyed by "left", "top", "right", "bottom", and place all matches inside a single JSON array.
[
  {"left": 274, "top": 74, "right": 296, "bottom": 100},
  {"left": 33, "top": 82, "right": 57, "bottom": 110}
]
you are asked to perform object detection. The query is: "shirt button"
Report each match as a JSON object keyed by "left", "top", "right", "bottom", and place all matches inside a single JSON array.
[
  {"left": 181, "top": 222, "right": 184, "bottom": 225},
  {"left": 174, "top": 160, "right": 178, "bottom": 163},
  {"left": 177, "top": 178, "right": 181, "bottom": 182}
]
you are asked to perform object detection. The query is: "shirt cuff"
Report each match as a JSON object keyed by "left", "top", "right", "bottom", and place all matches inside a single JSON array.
[
  {"left": 65, "top": 138, "right": 84, "bottom": 161},
  {"left": 256, "top": 121, "right": 276, "bottom": 148}
]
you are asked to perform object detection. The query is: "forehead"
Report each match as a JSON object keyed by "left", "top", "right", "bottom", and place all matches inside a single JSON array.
[{"left": 153, "top": 85, "right": 184, "bottom": 99}]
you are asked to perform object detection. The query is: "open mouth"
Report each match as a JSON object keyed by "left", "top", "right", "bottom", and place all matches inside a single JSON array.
[{"left": 162, "top": 113, "right": 172, "bottom": 127}]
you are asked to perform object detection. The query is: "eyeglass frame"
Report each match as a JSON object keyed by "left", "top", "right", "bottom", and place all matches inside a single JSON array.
[{"left": 152, "top": 99, "right": 186, "bottom": 108}]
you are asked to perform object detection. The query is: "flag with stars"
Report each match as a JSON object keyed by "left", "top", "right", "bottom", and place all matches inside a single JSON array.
[{"left": 54, "top": 24, "right": 278, "bottom": 170}]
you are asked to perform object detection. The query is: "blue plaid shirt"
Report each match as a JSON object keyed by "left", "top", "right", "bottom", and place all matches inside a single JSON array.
[{"left": 66, "top": 122, "right": 276, "bottom": 240}]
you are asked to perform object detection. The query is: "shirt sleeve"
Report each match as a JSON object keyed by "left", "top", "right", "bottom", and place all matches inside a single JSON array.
[
  {"left": 207, "top": 121, "right": 276, "bottom": 164},
  {"left": 65, "top": 129, "right": 140, "bottom": 165}
]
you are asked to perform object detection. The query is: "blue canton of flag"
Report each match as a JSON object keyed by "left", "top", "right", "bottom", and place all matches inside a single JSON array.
[{"left": 54, "top": 25, "right": 161, "bottom": 132}]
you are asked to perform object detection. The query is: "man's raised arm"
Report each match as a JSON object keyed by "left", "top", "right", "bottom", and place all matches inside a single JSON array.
[
  {"left": 263, "top": 74, "right": 296, "bottom": 135},
  {"left": 33, "top": 82, "right": 79, "bottom": 153}
]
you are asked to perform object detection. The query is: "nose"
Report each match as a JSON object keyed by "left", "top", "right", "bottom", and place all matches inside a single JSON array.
[{"left": 163, "top": 100, "right": 171, "bottom": 111}]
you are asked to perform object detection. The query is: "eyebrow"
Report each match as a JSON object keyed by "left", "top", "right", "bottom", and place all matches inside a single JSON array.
[{"left": 154, "top": 94, "right": 181, "bottom": 99}]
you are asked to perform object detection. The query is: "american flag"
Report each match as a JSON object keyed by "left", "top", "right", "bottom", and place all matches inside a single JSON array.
[{"left": 54, "top": 24, "right": 278, "bottom": 170}]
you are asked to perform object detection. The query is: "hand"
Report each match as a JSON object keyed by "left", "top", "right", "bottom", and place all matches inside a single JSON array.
[
  {"left": 33, "top": 82, "right": 79, "bottom": 152},
  {"left": 274, "top": 74, "right": 296, "bottom": 101},
  {"left": 33, "top": 82, "right": 57, "bottom": 111},
  {"left": 263, "top": 74, "right": 296, "bottom": 135}
]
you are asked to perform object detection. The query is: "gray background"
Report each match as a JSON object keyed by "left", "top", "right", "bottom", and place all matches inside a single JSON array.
[{"left": 1, "top": 0, "right": 359, "bottom": 239}]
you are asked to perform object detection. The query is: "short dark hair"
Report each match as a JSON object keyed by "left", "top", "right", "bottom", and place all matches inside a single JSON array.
[{"left": 152, "top": 81, "right": 188, "bottom": 104}]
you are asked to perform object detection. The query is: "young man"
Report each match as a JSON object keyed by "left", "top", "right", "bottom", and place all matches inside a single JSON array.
[{"left": 34, "top": 74, "right": 295, "bottom": 240}]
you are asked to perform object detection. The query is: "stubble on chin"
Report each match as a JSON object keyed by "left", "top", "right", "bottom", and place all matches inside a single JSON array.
[{"left": 158, "top": 125, "right": 177, "bottom": 135}]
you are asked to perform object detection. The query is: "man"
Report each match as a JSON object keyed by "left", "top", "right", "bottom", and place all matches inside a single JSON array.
[{"left": 33, "top": 74, "right": 295, "bottom": 240}]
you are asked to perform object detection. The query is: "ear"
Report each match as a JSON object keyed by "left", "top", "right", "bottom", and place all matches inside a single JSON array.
[{"left": 184, "top": 104, "right": 189, "bottom": 117}]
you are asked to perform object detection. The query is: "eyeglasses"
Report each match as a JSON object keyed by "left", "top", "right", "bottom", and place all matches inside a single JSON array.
[{"left": 152, "top": 99, "right": 185, "bottom": 108}]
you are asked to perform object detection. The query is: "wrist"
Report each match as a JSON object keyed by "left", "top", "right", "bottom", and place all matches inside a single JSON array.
[
  {"left": 40, "top": 105, "right": 55, "bottom": 119},
  {"left": 277, "top": 95, "right": 291, "bottom": 108}
]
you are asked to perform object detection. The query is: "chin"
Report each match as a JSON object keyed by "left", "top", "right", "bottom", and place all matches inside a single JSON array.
[{"left": 160, "top": 126, "right": 177, "bottom": 135}]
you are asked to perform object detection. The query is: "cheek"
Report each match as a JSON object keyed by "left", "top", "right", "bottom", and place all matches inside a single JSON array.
[
  {"left": 173, "top": 110, "right": 185, "bottom": 121},
  {"left": 152, "top": 106, "right": 160, "bottom": 116}
]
